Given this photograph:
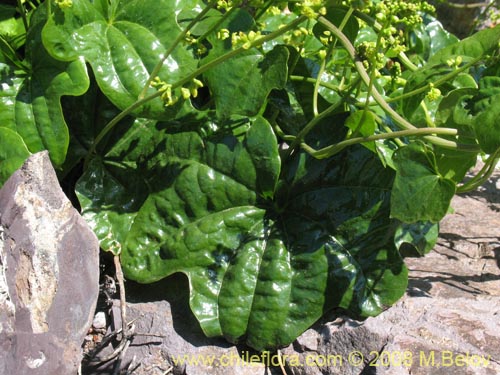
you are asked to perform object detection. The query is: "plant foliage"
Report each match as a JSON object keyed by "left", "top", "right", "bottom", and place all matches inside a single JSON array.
[{"left": 1, "top": 0, "right": 499, "bottom": 351}]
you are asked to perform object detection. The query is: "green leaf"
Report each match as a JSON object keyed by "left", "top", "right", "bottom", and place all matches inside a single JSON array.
[
  {"left": 472, "top": 93, "right": 500, "bottom": 154},
  {"left": 42, "top": 0, "right": 198, "bottom": 119},
  {"left": 79, "top": 116, "right": 407, "bottom": 350},
  {"left": 402, "top": 65, "right": 452, "bottom": 118},
  {"left": 0, "top": 127, "right": 31, "bottom": 187},
  {"left": 402, "top": 25, "right": 500, "bottom": 118},
  {"left": 0, "top": 5, "right": 89, "bottom": 167},
  {"left": 391, "top": 143, "right": 456, "bottom": 223},
  {"left": 345, "top": 110, "right": 376, "bottom": 152},
  {"left": 203, "top": 45, "right": 289, "bottom": 118},
  {"left": 395, "top": 221, "right": 439, "bottom": 257},
  {"left": 0, "top": 4, "right": 22, "bottom": 39},
  {"left": 467, "top": 76, "right": 500, "bottom": 153},
  {"left": 425, "top": 19, "right": 459, "bottom": 56},
  {"left": 428, "top": 25, "right": 500, "bottom": 66}
]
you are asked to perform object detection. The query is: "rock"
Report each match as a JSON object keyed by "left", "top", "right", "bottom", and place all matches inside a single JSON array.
[
  {"left": 83, "top": 275, "right": 267, "bottom": 375},
  {"left": 93, "top": 311, "right": 107, "bottom": 330},
  {"left": 0, "top": 151, "right": 100, "bottom": 375},
  {"left": 85, "top": 168, "right": 500, "bottom": 375}
]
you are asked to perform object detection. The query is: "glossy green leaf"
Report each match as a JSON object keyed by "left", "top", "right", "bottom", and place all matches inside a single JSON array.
[
  {"left": 433, "top": 88, "right": 478, "bottom": 182},
  {"left": 0, "top": 6, "right": 89, "bottom": 167},
  {"left": 425, "top": 19, "right": 459, "bottom": 56},
  {"left": 204, "top": 45, "right": 289, "bottom": 118},
  {"left": 402, "top": 65, "right": 452, "bottom": 118},
  {"left": 0, "top": 4, "right": 22, "bottom": 40},
  {"left": 42, "top": 0, "right": 198, "bottom": 119},
  {"left": 472, "top": 93, "right": 500, "bottom": 154},
  {"left": 403, "top": 25, "right": 500, "bottom": 118},
  {"left": 395, "top": 221, "right": 439, "bottom": 257},
  {"left": 345, "top": 110, "right": 376, "bottom": 151},
  {"left": 428, "top": 25, "right": 500, "bottom": 65},
  {"left": 78, "top": 115, "right": 407, "bottom": 350},
  {"left": 0, "top": 127, "right": 31, "bottom": 187},
  {"left": 466, "top": 76, "right": 500, "bottom": 153},
  {"left": 391, "top": 143, "right": 456, "bottom": 223}
]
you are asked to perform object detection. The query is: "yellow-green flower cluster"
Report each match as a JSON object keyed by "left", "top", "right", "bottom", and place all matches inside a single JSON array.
[
  {"left": 370, "top": 0, "right": 435, "bottom": 57},
  {"left": 266, "top": 6, "right": 282, "bottom": 16},
  {"left": 217, "top": 28, "right": 231, "bottom": 41},
  {"left": 297, "top": 0, "right": 327, "bottom": 19},
  {"left": 55, "top": 0, "right": 72, "bottom": 9},
  {"left": 231, "top": 30, "right": 262, "bottom": 49},
  {"left": 282, "top": 26, "right": 311, "bottom": 49},
  {"left": 342, "top": 0, "right": 373, "bottom": 11},
  {"left": 151, "top": 77, "right": 203, "bottom": 107},
  {"left": 374, "top": 0, "right": 434, "bottom": 28},
  {"left": 217, "top": 0, "right": 241, "bottom": 11},
  {"left": 357, "top": 41, "right": 385, "bottom": 69},
  {"left": 183, "top": 32, "right": 208, "bottom": 56},
  {"left": 426, "top": 83, "right": 442, "bottom": 102},
  {"left": 446, "top": 56, "right": 463, "bottom": 69}
]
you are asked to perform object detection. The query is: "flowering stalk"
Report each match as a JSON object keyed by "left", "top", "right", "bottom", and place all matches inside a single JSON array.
[{"left": 317, "top": 15, "right": 481, "bottom": 152}]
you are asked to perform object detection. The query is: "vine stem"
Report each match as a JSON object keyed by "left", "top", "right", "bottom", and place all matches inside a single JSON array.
[
  {"left": 87, "top": 15, "right": 308, "bottom": 162},
  {"left": 303, "top": 127, "right": 461, "bottom": 159},
  {"left": 290, "top": 75, "right": 339, "bottom": 91},
  {"left": 313, "top": 8, "right": 354, "bottom": 116},
  {"left": 457, "top": 148, "right": 500, "bottom": 193},
  {"left": 316, "top": 16, "right": 481, "bottom": 152}
]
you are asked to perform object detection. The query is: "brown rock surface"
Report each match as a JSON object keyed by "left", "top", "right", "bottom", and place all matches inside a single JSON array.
[{"left": 0, "top": 151, "right": 100, "bottom": 375}]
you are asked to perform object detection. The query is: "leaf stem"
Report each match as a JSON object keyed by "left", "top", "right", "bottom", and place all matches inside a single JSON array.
[
  {"left": 289, "top": 75, "right": 339, "bottom": 91},
  {"left": 86, "top": 91, "right": 161, "bottom": 164},
  {"left": 313, "top": 8, "right": 353, "bottom": 116},
  {"left": 16, "top": 0, "right": 29, "bottom": 31},
  {"left": 196, "top": 6, "right": 237, "bottom": 42}
]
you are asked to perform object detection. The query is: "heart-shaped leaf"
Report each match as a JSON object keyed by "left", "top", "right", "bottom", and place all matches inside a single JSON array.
[
  {"left": 391, "top": 143, "right": 456, "bottom": 223},
  {"left": 0, "top": 5, "right": 89, "bottom": 168},
  {"left": 78, "top": 116, "right": 407, "bottom": 350},
  {"left": 42, "top": 0, "right": 199, "bottom": 119}
]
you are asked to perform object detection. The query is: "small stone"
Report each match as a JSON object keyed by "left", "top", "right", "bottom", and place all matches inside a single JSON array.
[{"left": 93, "top": 311, "right": 107, "bottom": 330}]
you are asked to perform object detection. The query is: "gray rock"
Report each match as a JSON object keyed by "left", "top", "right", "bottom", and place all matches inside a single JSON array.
[
  {"left": 84, "top": 276, "right": 267, "bottom": 375},
  {"left": 0, "top": 151, "right": 100, "bottom": 375}
]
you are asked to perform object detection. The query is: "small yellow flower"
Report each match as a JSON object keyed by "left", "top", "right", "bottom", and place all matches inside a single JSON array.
[
  {"left": 217, "top": 28, "right": 230, "bottom": 41},
  {"left": 55, "top": 0, "right": 72, "bottom": 9},
  {"left": 181, "top": 87, "right": 191, "bottom": 100},
  {"left": 426, "top": 84, "right": 442, "bottom": 102}
]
